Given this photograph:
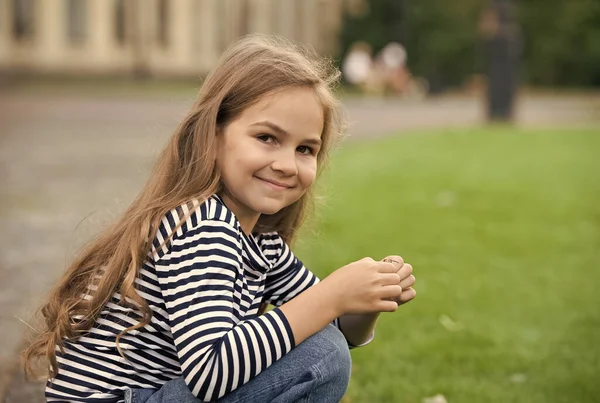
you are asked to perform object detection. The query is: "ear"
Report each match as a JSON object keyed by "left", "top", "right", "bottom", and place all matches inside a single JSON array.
[
  {"left": 214, "top": 125, "right": 226, "bottom": 158},
  {"left": 214, "top": 124, "right": 224, "bottom": 143}
]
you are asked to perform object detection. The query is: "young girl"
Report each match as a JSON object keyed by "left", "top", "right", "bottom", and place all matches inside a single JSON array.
[{"left": 24, "top": 34, "right": 416, "bottom": 403}]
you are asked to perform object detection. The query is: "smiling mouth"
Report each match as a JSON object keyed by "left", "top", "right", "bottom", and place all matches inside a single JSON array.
[{"left": 255, "top": 177, "right": 294, "bottom": 189}]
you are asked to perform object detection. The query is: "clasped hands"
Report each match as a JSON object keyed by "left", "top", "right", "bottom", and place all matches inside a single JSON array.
[{"left": 324, "top": 254, "right": 416, "bottom": 314}]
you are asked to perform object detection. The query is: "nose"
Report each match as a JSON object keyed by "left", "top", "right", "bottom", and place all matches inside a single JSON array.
[{"left": 270, "top": 148, "right": 299, "bottom": 176}]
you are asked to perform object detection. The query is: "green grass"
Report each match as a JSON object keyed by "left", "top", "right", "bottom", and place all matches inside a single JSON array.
[{"left": 295, "top": 126, "right": 600, "bottom": 403}]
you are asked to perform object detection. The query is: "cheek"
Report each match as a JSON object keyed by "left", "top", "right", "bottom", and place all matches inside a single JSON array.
[
  {"left": 222, "top": 141, "right": 257, "bottom": 173},
  {"left": 299, "top": 159, "right": 318, "bottom": 187}
]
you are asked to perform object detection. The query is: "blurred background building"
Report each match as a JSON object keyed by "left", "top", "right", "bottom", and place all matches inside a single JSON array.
[
  {"left": 0, "top": 0, "right": 344, "bottom": 77},
  {"left": 2, "top": 0, "right": 599, "bottom": 94}
]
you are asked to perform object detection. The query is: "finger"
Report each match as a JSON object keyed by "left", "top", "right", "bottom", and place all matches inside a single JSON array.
[
  {"left": 399, "top": 274, "right": 415, "bottom": 289},
  {"left": 376, "top": 262, "right": 398, "bottom": 273},
  {"left": 375, "top": 300, "right": 399, "bottom": 313},
  {"left": 397, "top": 263, "right": 413, "bottom": 280},
  {"left": 379, "top": 256, "right": 404, "bottom": 272},
  {"left": 378, "top": 273, "right": 401, "bottom": 286},
  {"left": 399, "top": 287, "right": 416, "bottom": 303},
  {"left": 379, "top": 285, "right": 403, "bottom": 300},
  {"left": 381, "top": 255, "right": 404, "bottom": 270}
]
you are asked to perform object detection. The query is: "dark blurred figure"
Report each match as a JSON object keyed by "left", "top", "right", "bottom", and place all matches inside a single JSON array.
[{"left": 480, "top": 0, "right": 521, "bottom": 121}]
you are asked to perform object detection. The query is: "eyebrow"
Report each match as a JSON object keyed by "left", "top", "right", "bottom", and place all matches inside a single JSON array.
[{"left": 251, "top": 120, "right": 322, "bottom": 146}]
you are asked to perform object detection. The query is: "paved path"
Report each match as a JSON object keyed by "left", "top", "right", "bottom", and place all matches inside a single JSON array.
[{"left": 1, "top": 90, "right": 599, "bottom": 402}]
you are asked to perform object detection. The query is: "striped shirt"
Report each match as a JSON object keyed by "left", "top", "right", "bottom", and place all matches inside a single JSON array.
[{"left": 45, "top": 195, "right": 363, "bottom": 403}]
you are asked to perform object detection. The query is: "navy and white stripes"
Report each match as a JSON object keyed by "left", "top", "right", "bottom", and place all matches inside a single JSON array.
[{"left": 46, "top": 195, "right": 331, "bottom": 402}]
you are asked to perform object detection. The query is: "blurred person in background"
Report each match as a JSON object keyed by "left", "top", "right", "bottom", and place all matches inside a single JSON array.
[
  {"left": 377, "top": 42, "right": 410, "bottom": 94},
  {"left": 342, "top": 40, "right": 427, "bottom": 98},
  {"left": 342, "top": 41, "right": 374, "bottom": 92}
]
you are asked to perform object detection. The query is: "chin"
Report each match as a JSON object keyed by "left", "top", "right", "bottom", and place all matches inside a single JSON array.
[
  {"left": 256, "top": 204, "right": 286, "bottom": 216},
  {"left": 253, "top": 197, "right": 296, "bottom": 216}
]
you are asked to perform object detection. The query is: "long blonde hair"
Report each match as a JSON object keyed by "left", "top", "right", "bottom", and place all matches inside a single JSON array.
[{"left": 23, "top": 34, "right": 345, "bottom": 379}]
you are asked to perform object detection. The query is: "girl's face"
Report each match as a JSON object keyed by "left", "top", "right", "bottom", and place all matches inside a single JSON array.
[{"left": 217, "top": 86, "right": 324, "bottom": 233}]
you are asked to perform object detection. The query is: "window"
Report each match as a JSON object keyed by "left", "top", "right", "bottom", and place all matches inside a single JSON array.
[
  {"left": 157, "top": 0, "right": 168, "bottom": 47},
  {"left": 239, "top": 0, "right": 249, "bottom": 37},
  {"left": 270, "top": 0, "right": 280, "bottom": 35},
  {"left": 294, "top": 0, "right": 304, "bottom": 42},
  {"left": 66, "top": 0, "right": 86, "bottom": 44},
  {"left": 114, "top": 0, "right": 126, "bottom": 45},
  {"left": 217, "top": 0, "right": 229, "bottom": 52},
  {"left": 12, "top": 0, "right": 35, "bottom": 41}
]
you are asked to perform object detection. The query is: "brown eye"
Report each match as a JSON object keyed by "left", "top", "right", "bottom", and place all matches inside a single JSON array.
[
  {"left": 257, "top": 134, "right": 275, "bottom": 143},
  {"left": 297, "top": 145, "right": 315, "bottom": 155}
]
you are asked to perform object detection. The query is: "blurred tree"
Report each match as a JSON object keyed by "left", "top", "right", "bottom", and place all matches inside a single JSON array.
[
  {"left": 402, "top": 0, "right": 484, "bottom": 92},
  {"left": 518, "top": 0, "right": 600, "bottom": 86}
]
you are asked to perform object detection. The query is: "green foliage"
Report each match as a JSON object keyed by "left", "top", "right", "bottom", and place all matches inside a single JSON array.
[
  {"left": 519, "top": 0, "right": 600, "bottom": 86},
  {"left": 402, "top": 0, "right": 484, "bottom": 88},
  {"left": 297, "top": 127, "right": 600, "bottom": 402},
  {"left": 339, "top": 0, "right": 600, "bottom": 87}
]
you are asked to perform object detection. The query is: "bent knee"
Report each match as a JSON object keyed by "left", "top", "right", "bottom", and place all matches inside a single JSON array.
[{"left": 305, "top": 325, "right": 352, "bottom": 381}]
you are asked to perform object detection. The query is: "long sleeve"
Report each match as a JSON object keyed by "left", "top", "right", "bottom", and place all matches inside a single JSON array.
[
  {"left": 260, "top": 234, "right": 319, "bottom": 306},
  {"left": 155, "top": 219, "right": 295, "bottom": 402}
]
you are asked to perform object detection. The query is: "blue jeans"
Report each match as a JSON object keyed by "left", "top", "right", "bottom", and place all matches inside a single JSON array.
[{"left": 124, "top": 324, "right": 352, "bottom": 403}]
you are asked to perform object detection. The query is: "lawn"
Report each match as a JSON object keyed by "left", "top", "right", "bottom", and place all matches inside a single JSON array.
[{"left": 295, "top": 126, "right": 600, "bottom": 403}]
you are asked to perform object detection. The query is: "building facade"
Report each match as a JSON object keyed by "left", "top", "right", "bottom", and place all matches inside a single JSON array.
[{"left": 0, "top": 0, "right": 345, "bottom": 77}]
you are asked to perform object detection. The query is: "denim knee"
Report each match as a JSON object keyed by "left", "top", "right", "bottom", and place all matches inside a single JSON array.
[{"left": 306, "top": 325, "right": 352, "bottom": 391}]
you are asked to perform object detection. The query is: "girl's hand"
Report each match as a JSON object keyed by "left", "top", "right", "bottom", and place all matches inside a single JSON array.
[
  {"left": 382, "top": 255, "right": 416, "bottom": 306},
  {"left": 321, "top": 257, "right": 404, "bottom": 315}
]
